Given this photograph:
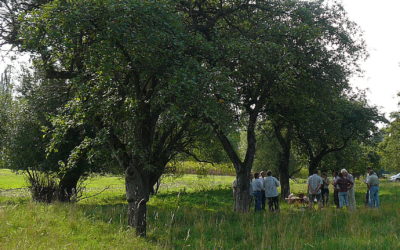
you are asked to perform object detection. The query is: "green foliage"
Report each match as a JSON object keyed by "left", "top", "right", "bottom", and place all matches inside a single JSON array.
[
  {"left": 379, "top": 111, "right": 400, "bottom": 172},
  {"left": 172, "top": 161, "right": 234, "bottom": 176},
  {"left": 253, "top": 123, "right": 305, "bottom": 176},
  {"left": 0, "top": 66, "right": 14, "bottom": 168}
]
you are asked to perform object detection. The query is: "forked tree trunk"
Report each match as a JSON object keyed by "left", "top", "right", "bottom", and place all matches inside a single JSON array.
[
  {"left": 125, "top": 165, "right": 149, "bottom": 237},
  {"left": 234, "top": 170, "right": 252, "bottom": 212}
]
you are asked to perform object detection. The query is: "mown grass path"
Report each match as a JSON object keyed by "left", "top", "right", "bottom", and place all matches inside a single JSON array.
[{"left": 1, "top": 169, "right": 399, "bottom": 249}]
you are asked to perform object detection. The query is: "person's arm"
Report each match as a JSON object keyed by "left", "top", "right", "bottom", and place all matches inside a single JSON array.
[
  {"left": 316, "top": 178, "right": 323, "bottom": 193},
  {"left": 316, "top": 184, "right": 321, "bottom": 193},
  {"left": 366, "top": 176, "right": 371, "bottom": 189},
  {"left": 348, "top": 179, "right": 353, "bottom": 189}
]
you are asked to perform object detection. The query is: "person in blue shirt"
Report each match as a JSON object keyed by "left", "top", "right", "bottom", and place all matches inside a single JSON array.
[
  {"left": 251, "top": 172, "right": 264, "bottom": 211},
  {"left": 263, "top": 170, "right": 280, "bottom": 212}
]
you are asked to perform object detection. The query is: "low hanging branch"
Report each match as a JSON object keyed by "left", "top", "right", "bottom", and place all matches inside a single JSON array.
[
  {"left": 76, "top": 185, "right": 111, "bottom": 202},
  {"left": 182, "top": 150, "right": 215, "bottom": 166}
]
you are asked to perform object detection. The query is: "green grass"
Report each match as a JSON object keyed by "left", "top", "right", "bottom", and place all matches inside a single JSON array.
[{"left": 1, "top": 169, "right": 400, "bottom": 249}]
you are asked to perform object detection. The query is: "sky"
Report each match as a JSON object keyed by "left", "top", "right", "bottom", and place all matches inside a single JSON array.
[
  {"left": 1, "top": 0, "right": 400, "bottom": 117},
  {"left": 341, "top": 0, "right": 400, "bottom": 118}
]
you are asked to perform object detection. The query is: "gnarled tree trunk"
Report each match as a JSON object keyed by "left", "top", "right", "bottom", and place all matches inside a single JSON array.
[
  {"left": 58, "top": 166, "right": 85, "bottom": 202},
  {"left": 234, "top": 170, "right": 252, "bottom": 212},
  {"left": 125, "top": 164, "right": 150, "bottom": 237},
  {"left": 278, "top": 158, "right": 290, "bottom": 199},
  {"left": 274, "top": 125, "right": 292, "bottom": 198}
]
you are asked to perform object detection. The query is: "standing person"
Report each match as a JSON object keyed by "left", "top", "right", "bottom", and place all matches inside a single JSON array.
[
  {"left": 336, "top": 172, "right": 353, "bottom": 208},
  {"left": 366, "top": 169, "right": 380, "bottom": 208},
  {"left": 251, "top": 172, "right": 264, "bottom": 211},
  {"left": 332, "top": 171, "right": 340, "bottom": 208},
  {"left": 264, "top": 170, "right": 280, "bottom": 212},
  {"left": 321, "top": 172, "right": 330, "bottom": 207},
  {"left": 364, "top": 167, "right": 371, "bottom": 206},
  {"left": 260, "top": 171, "right": 267, "bottom": 210},
  {"left": 341, "top": 169, "right": 356, "bottom": 210},
  {"left": 307, "top": 170, "right": 323, "bottom": 208}
]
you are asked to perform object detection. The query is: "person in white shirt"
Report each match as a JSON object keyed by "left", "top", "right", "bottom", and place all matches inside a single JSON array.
[
  {"left": 341, "top": 169, "right": 356, "bottom": 210},
  {"left": 263, "top": 170, "right": 280, "bottom": 212},
  {"left": 251, "top": 172, "right": 264, "bottom": 211},
  {"left": 307, "top": 170, "right": 323, "bottom": 208}
]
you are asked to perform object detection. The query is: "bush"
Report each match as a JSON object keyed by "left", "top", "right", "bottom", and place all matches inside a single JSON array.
[
  {"left": 25, "top": 170, "right": 84, "bottom": 203},
  {"left": 26, "top": 171, "right": 59, "bottom": 203}
]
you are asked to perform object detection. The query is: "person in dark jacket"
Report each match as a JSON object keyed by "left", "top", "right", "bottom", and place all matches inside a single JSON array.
[{"left": 336, "top": 172, "right": 353, "bottom": 208}]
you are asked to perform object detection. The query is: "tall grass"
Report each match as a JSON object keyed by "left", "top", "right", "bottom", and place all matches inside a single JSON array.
[{"left": 1, "top": 169, "right": 400, "bottom": 249}]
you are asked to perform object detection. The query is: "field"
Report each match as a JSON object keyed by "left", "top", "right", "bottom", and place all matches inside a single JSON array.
[{"left": 1, "top": 169, "right": 399, "bottom": 249}]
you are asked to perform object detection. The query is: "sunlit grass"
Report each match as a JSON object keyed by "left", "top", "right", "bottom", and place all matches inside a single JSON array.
[{"left": 1, "top": 169, "right": 400, "bottom": 249}]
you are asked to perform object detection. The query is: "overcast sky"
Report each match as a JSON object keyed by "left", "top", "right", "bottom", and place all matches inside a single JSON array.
[
  {"left": 341, "top": 0, "right": 400, "bottom": 117},
  {"left": 2, "top": 1, "right": 400, "bottom": 117}
]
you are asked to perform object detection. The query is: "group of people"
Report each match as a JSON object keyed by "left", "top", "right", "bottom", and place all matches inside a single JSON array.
[
  {"left": 309, "top": 169, "right": 357, "bottom": 209},
  {"left": 235, "top": 167, "right": 380, "bottom": 212},
  {"left": 309, "top": 167, "right": 380, "bottom": 209},
  {"left": 248, "top": 170, "right": 281, "bottom": 212}
]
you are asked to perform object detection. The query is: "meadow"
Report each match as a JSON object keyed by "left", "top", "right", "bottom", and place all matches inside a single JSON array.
[{"left": 1, "top": 169, "right": 400, "bottom": 249}]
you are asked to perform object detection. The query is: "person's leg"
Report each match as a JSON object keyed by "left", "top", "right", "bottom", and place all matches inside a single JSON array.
[
  {"left": 321, "top": 189, "right": 326, "bottom": 206},
  {"left": 261, "top": 191, "right": 266, "bottom": 210},
  {"left": 274, "top": 196, "right": 280, "bottom": 211},
  {"left": 334, "top": 190, "right": 339, "bottom": 208},
  {"left": 370, "top": 186, "right": 379, "bottom": 208},
  {"left": 344, "top": 192, "right": 349, "bottom": 207},
  {"left": 253, "top": 192, "right": 258, "bottom": 211},
  {"left": 308, "top": 194, "right": 314, "bottom": 208},
  {"left": 365, "top": 189, "right": 369, "bottom": 207},
  {"left": 338, "top": 192, "right": 345, "bottom": 208},
  {"left": 268, "top": 197, "right": 273, "bottom": 211},
  {"left": 368, "top": 189, "right": 374, "bottom": 208},
  {"left": 316, "top": 193, "right": 323, "bottom": 209},
  {"left": 255, "top": 191, "right": 262, "bottom": 211}
]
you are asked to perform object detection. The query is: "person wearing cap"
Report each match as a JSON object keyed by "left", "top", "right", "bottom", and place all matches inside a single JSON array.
[
  {"left": 341, "top": 169, "right": 356, "bottom": 210},
  {"left": 366, "top": 169, "right": 380, "bottom": 208},
  {"left": 263, "top": 170, "right": 280, "bottom": 212}
]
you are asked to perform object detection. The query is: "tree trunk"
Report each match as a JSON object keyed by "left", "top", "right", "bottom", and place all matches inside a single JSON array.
[
  {"left": 308, "top": 157, "right": 320, "bottom": 176},
  {"left": 58, "top": 167, "right": 84, "bottom": 202},
  {"left": 273, "top": 125, "right": 292, "bottom": 199},
  {"left": 278, "top": 155, "right": 290, "bottom": 199},
  {"left": 234, "top": 170, "right": 252, "bottom": 212},
  {"left": 125, "top": 164, "right": 149, "bottom": 237}
]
